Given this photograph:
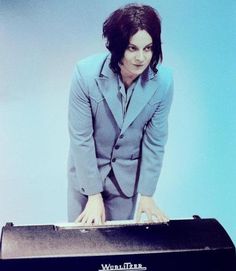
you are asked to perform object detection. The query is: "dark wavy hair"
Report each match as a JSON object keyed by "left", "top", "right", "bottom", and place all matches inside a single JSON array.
[{"left": 103, "top": 3, "right": 162, "bottom": 74}]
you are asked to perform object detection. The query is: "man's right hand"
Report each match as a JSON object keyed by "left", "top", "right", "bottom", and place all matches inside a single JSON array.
[{"left": 75, "top": 193, "right": 106, "bottom": 225}]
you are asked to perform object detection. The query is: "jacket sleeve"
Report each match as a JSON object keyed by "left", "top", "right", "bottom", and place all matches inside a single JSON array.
[
  {"left": 68, "top": 64, "right": 103, "bottom": 195},
  {"left": 137, "top": 75, "right": 174, "bottom": 196}
]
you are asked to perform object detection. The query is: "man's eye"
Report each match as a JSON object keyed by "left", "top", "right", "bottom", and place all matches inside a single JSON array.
[
  {"left": 128, "top": 46, "right": 136, "bottom": 52},
  {"left": 144, "top": 46, "right": 152, "bottom": 52}
]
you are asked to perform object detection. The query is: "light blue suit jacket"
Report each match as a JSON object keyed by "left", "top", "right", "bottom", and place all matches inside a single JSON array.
[{"left": 68, "top": 53, "right": 173, "bottom": 197}]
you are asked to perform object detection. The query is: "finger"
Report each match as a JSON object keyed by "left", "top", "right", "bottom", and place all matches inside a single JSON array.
[
  {"left": 161, "top": 213, "right": 169, "bottom": 222},
  {"left": 94, "top": 216, "right": 102, "bottom": 226},
  {"left": 150, "top": 213, "right": 159, "bottom": 223},
  {"left": 155, "top": 211, "right": 165, "bottom": 223},
  {"left": 157, "top": 214, "right": 166, "bottom": 223},
  {"left": 75, "top": 212, "right": 85, "bottom": 223},
  {"left": 157, "top": 209, "right": 169, "bottom": 222},
  {"left": 135, "top": 208, "right": 142, "bottom": 222},
  {"left": 145, "top": 210, "right": 153, "bottom": 223},
  {"left": 86, "top": 216, "right": 94, "bottom": 226},
  {"left": 153, "top": 210, "right": 169, "bottom": 223},
  {"left": 81, "top": 214, "right": 90, "bottom": 225},
  {"left": 102, "top": 211, "right": 106, "bottom": 224}
]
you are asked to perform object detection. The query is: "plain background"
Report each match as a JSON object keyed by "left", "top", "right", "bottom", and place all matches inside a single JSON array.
[{"left": 0, "top": 0, "right": 235, "bottom": 245}]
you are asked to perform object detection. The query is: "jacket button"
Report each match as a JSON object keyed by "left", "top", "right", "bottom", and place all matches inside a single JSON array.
[
  {"left": 119, "top": 134, "right": 124, "bottom": 139},
  {"left": 115, "top": 145, "right": 119, "bottom": 149},
  {"left": 112, "top": 158, "right": 116, "bottom": 163}
]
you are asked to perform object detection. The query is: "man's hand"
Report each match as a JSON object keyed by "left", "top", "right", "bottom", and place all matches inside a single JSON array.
[
  {"left": 135, "top": 195, "right": 169, "bottom": 223},
  {"left": 75, "top": 193, "right": 105, "bottom": 225}
]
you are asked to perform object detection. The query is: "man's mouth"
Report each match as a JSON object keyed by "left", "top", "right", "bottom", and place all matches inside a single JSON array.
[{"left": 134, "top": 64, "right": 144, "bottom": 67}]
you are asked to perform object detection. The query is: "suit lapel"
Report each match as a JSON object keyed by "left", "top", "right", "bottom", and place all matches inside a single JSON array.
[
  {"left": 95, "top": 54, "right": 158, "bottom": 132},
  {"left": 121, "top": 73, "right": 158, "bottom": 134},
  {"left": 95, "top": 56, "right": 123, "bottom": 129}
]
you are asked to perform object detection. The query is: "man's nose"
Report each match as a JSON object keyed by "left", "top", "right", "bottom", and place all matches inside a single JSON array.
[{"left": 135, "top": 50, "right": 145, "bottom": 62}]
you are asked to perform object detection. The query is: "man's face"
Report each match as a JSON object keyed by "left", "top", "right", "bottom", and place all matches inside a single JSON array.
[{"left": 120, "top": 29, "right": 153, "bottom": 79}]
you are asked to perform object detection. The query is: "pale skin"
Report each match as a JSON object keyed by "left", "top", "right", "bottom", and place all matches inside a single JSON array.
[{"left": 76, "top": 30, "right": 169, "bottom": 225}]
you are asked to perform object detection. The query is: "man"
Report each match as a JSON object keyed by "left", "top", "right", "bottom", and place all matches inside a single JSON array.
[{"left": 67, "top": 4, "right": 173, "bottom": 225}]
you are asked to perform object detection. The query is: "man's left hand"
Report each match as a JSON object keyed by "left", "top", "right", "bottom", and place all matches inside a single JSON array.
[{"left": 135, "top": 195, "right": 169, "bottom": 223}]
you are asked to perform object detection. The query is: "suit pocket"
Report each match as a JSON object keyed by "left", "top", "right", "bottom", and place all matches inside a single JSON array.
[
  {"left": 148, "top": 90, "right": 162, "bottom": 106},
  {"left": 90, "top": 93, "right": 105, "bottom": 116},
  {"left": 90, "top": 92, "right": 105, "bottom": 103}
]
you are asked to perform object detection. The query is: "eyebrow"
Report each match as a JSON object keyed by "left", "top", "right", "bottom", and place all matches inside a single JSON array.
[{"left": 129, "top": 43, "right": 153, "bottom": 48}]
